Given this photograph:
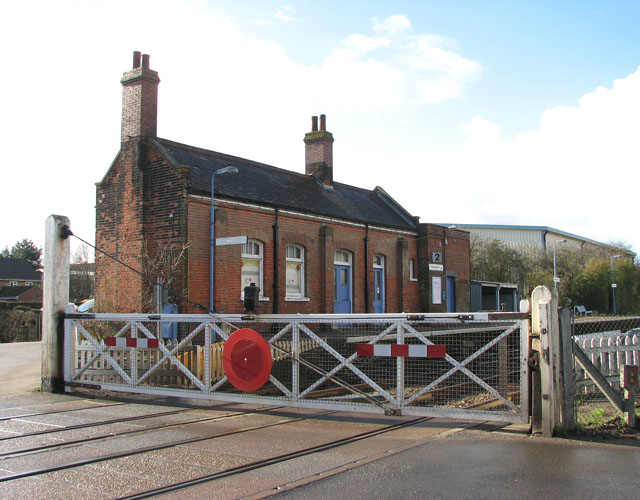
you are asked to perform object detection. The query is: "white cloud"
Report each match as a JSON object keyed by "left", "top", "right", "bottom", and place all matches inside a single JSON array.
[
  {"left": 275, "top": 4, "right": 298, "bottom": 23},
  {"left": 344, "top": 33, "right": 390, "bottom": 55},
  {"left": 404, "top": 67, "right": 640, "bottom": 253},
  {"left": 373, "top": 14, "right": 412, "bottom": 36},
  {"left": 313, "top": 15, "right": 481, "bottom": 111}
]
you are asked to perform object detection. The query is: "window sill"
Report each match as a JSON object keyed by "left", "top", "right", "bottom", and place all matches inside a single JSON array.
[
  {"left": 284, "top": 297, "right": 310, "bottom": 302},
  {"left": 239, "top": 297, "right": 270, "bottom": 301},
  {"left": 409, "top": 278, "right": 418, "bottom": 282}
]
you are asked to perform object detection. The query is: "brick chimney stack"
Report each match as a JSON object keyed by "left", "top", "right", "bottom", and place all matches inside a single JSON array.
[
  {"left": 120, "top": 51, "right": 160, "bottom": 143},
  {"left": 304, "top": 114, "right": 334, "bottom": 187}
]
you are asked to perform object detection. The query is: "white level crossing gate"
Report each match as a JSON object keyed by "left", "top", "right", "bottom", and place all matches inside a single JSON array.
[{"left": 65, "top": 311, "right": 530, "bottom": 423}]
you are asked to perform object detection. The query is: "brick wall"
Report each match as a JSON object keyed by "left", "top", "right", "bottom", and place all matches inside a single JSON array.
[
  {"left": 96, "top": 144, "right": 469, "bottom": 315},
  {"left": 184, "top": 197, "right": 421, "bottom": 314},
  {"left": 95, "top": 138, "right": 188, "bottom": 313},
  {"left": 417, "top": 224, "right": 470, "bottom": 312}
]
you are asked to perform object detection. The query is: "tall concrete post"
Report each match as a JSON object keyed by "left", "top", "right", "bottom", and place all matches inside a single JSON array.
[{"left": 41, "top": 215, "right": 71, "bottom": 393}]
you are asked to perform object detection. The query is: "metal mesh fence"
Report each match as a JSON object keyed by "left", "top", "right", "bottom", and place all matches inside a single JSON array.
[
  {"left": 572, "top": 315, "right": 640, "bottom": 427},
  {"left": 66, "top": 312, "right": 526, "bottom": 420}
]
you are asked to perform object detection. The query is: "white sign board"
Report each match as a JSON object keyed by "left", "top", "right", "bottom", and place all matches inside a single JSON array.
[
  {"left": 429, "top": 264, "right": 444, "bottom": 272},
  {"left": 432, "top": 277, "right": 442, "bottom": 304},
  {"left": 216, "top": 236, "right": 248, "bottom": 246}
]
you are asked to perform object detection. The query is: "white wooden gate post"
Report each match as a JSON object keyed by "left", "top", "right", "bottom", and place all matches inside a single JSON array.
[
  {"left": 531, "top": 286, "right": 561, "bottom": 437},
  {"left": 41, "top": 215, "right": 71, "bottom": 393}
]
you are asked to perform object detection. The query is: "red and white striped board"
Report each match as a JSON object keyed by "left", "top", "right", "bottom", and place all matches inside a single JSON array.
[
  {"left": 357, "top": 344, "right": 446, "bottom": 358},
  {"left": 104, "top": 337, "right": 159, "bottom": 348}
]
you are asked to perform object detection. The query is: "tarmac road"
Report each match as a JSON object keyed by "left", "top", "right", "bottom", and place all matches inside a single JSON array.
[
  {"left": 274, "top": 431, "right": 640, "bottom": 500},
  {"left": 0, "top": 341, "right": 41, "bottom": 396}
]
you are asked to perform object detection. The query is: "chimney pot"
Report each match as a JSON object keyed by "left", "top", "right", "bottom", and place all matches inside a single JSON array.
[
  {"left": 304, "top": 113, "right": 334, "bottom": 187},
  {"left": 121, "top": 51, "right": 160, "bottom": 142}
]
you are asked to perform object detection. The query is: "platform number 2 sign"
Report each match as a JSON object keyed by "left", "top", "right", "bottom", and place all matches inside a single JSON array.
[{"left": 432, "top": 251, "right": 442, "bottom": 263}]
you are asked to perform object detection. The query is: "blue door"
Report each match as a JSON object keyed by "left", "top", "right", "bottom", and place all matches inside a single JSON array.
[
  {"left": 373, "top": 268, "right": 385, "bottom": 313},
  {"left": 334, "top": 265, "right": 352, "bottom": 313},
  {"left": 446, "top": 277, "right": 456, "bottom": 313}
]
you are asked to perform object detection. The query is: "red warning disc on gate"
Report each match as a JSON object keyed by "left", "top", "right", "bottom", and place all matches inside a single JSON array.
[{"left": 222, "top": 328, "right": 273, "bottom": 392}]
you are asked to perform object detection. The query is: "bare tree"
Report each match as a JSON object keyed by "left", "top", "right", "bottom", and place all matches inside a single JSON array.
[
  {"left": 141, "top": 241, "right": 190, "bottom": 313},
  {"left": 69, "top": 244, "right": 95, "bottom": 303}
]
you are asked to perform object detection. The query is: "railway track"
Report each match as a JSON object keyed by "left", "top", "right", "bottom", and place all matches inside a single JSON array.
[
  {"left": 0, "top": 405, "right": 342, "bottom": 481},
  {"left": 0, "top": 401, "right": 435, "bottom": 499},
  {"left": 119, "top": 415, "right": 432, "bottom": 499},
  {"left": 0, "top": 400, "right": 126, "bottom": 422}
]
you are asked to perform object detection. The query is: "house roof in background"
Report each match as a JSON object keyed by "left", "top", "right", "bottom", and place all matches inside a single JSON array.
[
  {"left": 154, "top": 138, "right": 418, "bottom": 231},
  {"left": 0, "top": 286, "right": 34, "bottom": 300},
  {"left": 0, "top": 258, "right": 41, "bottom": 281}
]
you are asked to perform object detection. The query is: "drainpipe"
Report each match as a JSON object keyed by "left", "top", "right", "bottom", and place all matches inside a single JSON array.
[
  {"left": 364, "top": 225, "right": 370, "bottom": 313},
  {"left": 273, "top": 208, "right": 279, "bottom": 313}
]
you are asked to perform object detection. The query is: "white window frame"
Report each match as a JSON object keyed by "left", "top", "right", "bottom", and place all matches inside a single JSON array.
[
  {"left": 285, "top": 244, "right": 307, "bottom": 300},
  {"left": 25, "top": 281, "right": 33, "bottom": 286},
  {"left": 409, "top": 258, "right": 418, "bottom": 281},
  {"left": 334, "top": 249, "right": 352, "bottom": 265},
  {"left": 373, "top": 254, "right": 384, "bottom": 269},
  {"left": 9, "top": 281, "right": 18, "bottom": 287},
  {"left": 241, "top": 239, "right": 264, "bottom": 299}
]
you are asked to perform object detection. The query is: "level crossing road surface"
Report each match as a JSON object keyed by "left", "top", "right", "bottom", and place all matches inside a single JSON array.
[
  {"left": 1, "top": 342, "right": 639, "bottom": 499},
  {"left": 0, "top": 341, "right": 41, "bottom": 396}
]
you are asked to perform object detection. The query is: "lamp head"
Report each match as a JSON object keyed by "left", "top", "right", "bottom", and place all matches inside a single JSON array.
[{"left": 215, "top": 166, "right": 238, "bottom": 176}]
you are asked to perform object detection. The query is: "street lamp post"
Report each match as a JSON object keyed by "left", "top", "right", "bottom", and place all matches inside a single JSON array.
[
  {"left": 611, "top": 254, "right": 623, "bottom": 316},
  {"left": 553, "top": 239, "right": 567, "bottom": 289},
  {"left": 210, "top": 166, "right": 238, "bottom": 313}
]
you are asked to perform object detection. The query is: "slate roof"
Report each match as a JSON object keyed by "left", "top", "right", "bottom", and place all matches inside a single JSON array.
[
  {"left": 154, "top": 139, "right": 418, "bottom": 231},
  {"left": 0, "top": 286, "right": 34, "bottom": 300},
  {"left": 0, "top": 258, "right": 41, "bottom": 281}
]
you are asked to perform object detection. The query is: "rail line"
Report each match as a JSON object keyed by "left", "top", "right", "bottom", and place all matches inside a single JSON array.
[
  {"left": 0, "top": 406, "right": 330, "bottom": 482},
  {"left": 118, "top": 415, "right": 432, "bottom": 500},
  {"left": 0, "top": 400, "right": 126, "bottom": 422},
  {"left": 0, "top": 404, "right": 280, "bottom": 458},
  {"left": 0, "top": 407, "right": 189, "bottom": 442}
]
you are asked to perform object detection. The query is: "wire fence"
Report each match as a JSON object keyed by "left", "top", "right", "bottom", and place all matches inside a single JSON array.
[
  {"left": 65, "top": 312, "right": 528, "bottom": 421},
  {"left": 572, "top": 315, "right": 640, "bottom": 428}
]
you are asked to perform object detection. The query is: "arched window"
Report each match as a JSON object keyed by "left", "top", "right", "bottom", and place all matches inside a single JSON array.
[
  {"left": 241, "top": 239, "right": 263, "bottom": 297},
  {"left": 285, "top": 244, "right": 305, "bottom": 298},
  {"left": 334, "top": 249, "right": 352, "bottom": 265},
  {"left": 373, "top": 254, "right": 384, "bottom": 268}
]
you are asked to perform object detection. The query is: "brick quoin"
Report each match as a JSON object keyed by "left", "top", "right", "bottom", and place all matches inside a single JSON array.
[{"left": 95, "top": 52, "right": 471, "bottom": 316}]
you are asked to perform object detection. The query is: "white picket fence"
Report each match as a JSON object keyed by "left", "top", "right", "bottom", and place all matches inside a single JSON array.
[
  {"left": 575, "top": 331, "right": 640, "bottom": 392},
  {"left": 73, "top": 337, "right": 318, "bottom": 387}
]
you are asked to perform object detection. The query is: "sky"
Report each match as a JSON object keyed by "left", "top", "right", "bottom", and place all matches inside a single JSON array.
[{"left": 1, "top": 0, "right": 639, "bottom": 258}]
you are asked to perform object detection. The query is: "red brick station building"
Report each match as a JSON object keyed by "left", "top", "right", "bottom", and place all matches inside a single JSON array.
[{"left": 95, "top": 52, "right": 470, "bottom": 315}]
